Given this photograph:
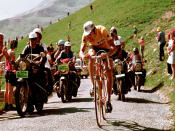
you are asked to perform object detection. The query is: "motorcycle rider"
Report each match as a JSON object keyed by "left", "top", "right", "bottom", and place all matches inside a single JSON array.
[
  {"left": 79, "top": 21, "right": 116, "bottom": 113},
  {"left": 129, "top": 47, "right": 146, "bottom": 88},
  {"left": 33, "top": 28, "right": 47, "bottom": 53},
  {"left": 110, "top": 28, "right": 131, "bottom": 94},
  {"left": 56, "top": 41, "right": 75, "bottom": 64},
  {"left": 54, "top": 40, "right": 65, "bottom": 60},
  {"left": 110, "top": 26, "right": 125, "bottom": 50},
  {"left": 18, "top": 32, "right": 53, "bottom": 94},
  {"left": 33, "top": 28, "right": 53, "bottom": 94},
  {"left": 56, "top": 41, "right": 79, "bottom": 96},
  {"left": 110, "top": 27, "right": 127, "bottom": 61}
]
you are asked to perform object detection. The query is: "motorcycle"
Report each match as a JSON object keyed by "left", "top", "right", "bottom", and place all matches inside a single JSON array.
[
  {"left": 54, "top": 58, "right": 81, "bottom": 103},
  {"left": 132, "top": 56, "right": 146, "bottom": 92},
  {"left": 75, "top": 59, "right": 89, "bottom": 79},
  {"left": 113, "top": 59, "right": 130, "bottom": 101},
  {"left": 15, "top": 53, "right": 50, "bottom": 116}
]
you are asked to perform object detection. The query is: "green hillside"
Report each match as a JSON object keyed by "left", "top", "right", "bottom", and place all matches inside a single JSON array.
[{"left": 12, "top": 0, "right": 175, "bottom": 128}]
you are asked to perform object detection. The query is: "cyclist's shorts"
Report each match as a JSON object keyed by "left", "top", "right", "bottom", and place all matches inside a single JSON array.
[{"left": 90, "top": 46, "right": 110, "bottom": 54}]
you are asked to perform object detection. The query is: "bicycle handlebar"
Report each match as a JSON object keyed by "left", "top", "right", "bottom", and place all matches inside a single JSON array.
[{"left": 91, "top": 55, "right": 111, "bottom": 69}]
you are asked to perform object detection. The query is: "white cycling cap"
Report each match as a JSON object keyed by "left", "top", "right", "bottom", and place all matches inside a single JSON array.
[{"left": 83, "top": 21, "right": 95, "bottom": 36}]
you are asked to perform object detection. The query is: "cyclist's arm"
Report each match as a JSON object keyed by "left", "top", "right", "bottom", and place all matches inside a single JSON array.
[{"left": 79, "top": 36, "right": 88, "bottom": 59}]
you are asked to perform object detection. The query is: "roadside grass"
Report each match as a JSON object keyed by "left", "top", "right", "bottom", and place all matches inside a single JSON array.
[
  {"left": 1, "top": 0, "right": 175, "bottom": 127},
  {"left": 17, "top": 0, "right": 172, "bottom": 54}
]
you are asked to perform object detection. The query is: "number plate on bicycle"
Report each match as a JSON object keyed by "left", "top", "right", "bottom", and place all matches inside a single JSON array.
[
  {"left": 115, "top": 74, "right": 125, "bottom": 78},
  {"left": 16, "top": 71, "right": 28, "bottom": 78}
]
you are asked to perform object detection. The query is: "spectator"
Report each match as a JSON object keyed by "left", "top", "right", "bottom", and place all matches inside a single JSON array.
[
  {"left": 167, "top": 33, "right": 172, "bottom": 74},
  {"left": 46, "top": 44, "right": 54, "bottom": 69},
  {"left": 90, "top": 4, "right": 93, "bottom": 12},
  {"left": 68, "top": 21, "right": 71, "bottom": 30},
  {"left": 3, "top": 40, "right": 18, "bottom": 111},
  {"left": 0, "top": 33, "right": 4, "bottom": 61},
  {"left": 133, "top": 26, "right": 138, "bottom": 41},
  {"left": 167, "top": 30, "right": 175, "bottom": 79},
  {"left": 138, "top": 36, "right": 145, "bottom": 60},
  {"left": 157, "top": 27, "right": 166, "bottom": 61}
]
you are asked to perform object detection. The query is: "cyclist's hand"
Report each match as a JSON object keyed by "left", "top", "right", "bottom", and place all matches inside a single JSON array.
[
  {"left": 101, "top": 53, "right": 108, "bottom": 59},
  {"left": 83, "top": 54, "right": 90, "bottom": 60}
]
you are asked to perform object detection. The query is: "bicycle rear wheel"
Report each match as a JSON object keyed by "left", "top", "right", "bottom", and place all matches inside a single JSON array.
[{"left": 94, "top": 77, "right": 102, "bottom": 128}]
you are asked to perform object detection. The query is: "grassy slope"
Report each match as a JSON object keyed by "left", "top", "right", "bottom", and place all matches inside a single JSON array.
[{"left": 4, "top": 0, "right": 175, "bottom": 127}]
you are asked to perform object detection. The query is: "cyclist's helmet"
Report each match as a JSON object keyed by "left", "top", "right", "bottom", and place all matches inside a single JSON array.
[
  {"left": 83, "top": 21, "right": 95, "bottom": 36},
  {"left": 110, "top": 27, "right": 117, "bottom": 35}
]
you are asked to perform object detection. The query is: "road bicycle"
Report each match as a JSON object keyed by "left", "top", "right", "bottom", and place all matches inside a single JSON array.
[{"left": 91, "top": 50, "right": 111, "bottom": 127}]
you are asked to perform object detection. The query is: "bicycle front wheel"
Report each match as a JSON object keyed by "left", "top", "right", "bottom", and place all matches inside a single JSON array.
[{"left": 101, "top": 77, "right": 107, "bottom": 120}]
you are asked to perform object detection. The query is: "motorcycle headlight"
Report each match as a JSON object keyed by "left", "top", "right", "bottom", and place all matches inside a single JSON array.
[
  {"left": 19, "top": 61, "right": 27, "bottom": 71},
  {"left": 135, "top": 63, "right": 142, "bottom": 71},
  {"left": 114, "top": 59, "right": 123, "bottom": 73},
  {"left": 116, "top": 65, "right": 122, "bottom": 73}
]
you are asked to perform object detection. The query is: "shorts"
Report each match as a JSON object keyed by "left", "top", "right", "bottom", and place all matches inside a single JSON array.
[
  {"left": 90, "top": 46, "right": 110, "bottom": 54},
  {"left": 5, "top": 71, "right": 16, "bottom": 86}
]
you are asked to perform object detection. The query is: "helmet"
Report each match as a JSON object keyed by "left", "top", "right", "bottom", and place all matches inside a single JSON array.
[
  {"left": 83, "top": 21, "right": 95, "bottom": 36},
  {"left": 29, "top": 32, "right": 37, "bottom": 39},
  {"left": 133, "top": 47, "right": 138, "bottom": 52},
  {"left": 157, "top": 27, "right": 161, "bottom": 32},
  {"left": 110, "top": 27, "right": 117, "bottom": 35},
  {"left": 114, "top": 40, "right": 121, "bottom": 46},
  {"left": 57, "top": 40, "right": 65, "bottom": 45},
  {"left": 33, "top": 28, "right": 42, "bottom": 35},
  {"left": 64, "top": 41, "right": 71, "bottom": 47}
]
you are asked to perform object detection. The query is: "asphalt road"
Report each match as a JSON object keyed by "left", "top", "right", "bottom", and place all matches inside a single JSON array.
[{"left": 0, "top": 78, "right": 173, "bottom": 131}]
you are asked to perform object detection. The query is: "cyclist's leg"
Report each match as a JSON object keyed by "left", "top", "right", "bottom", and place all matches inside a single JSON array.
[
  {"left": 88, "top": 48, "right": 96, "bottom": 87},
  {"left": 104, "top": 58, "right": 113, "bottom": 102},
  {"left": 104, "top": 58, "right": 113, "bottom": 113}
]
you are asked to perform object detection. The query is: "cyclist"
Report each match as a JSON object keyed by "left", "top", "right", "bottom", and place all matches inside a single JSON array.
[{"left": 79, "top": 21, "right": 116, "bottom": 113}]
